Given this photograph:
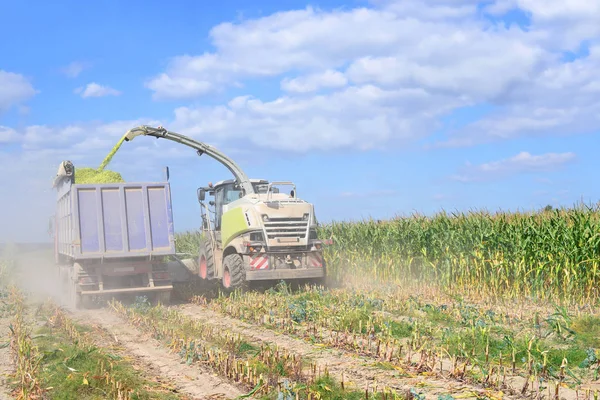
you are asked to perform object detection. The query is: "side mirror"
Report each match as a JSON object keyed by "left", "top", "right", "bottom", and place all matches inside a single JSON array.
[{"left": 198, "top": 188, "right": 206, "bottom": 202}]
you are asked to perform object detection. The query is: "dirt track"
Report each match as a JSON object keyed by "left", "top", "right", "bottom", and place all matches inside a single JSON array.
[
  {"left": 175, "top": 303, "right": 515, "bottom": 400},
  {"left": 0, "top": 314, "right": 13, "bottom": 400},
  {"left": 6, "top": 248, "right": 246, "bottom": 400},
  {"left": 71, "top": 308, "right": 245, "bottom": 400},
  {"left": 4, "top": 248, "right": 598, "bottom": 400}
]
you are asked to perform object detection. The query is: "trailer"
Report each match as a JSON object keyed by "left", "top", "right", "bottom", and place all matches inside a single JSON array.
[{"left": 51, "top": 161, "right": 175, "bottom": 309}]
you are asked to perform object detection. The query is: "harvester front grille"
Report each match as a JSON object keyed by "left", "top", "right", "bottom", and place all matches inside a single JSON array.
[{"left": 264, "top": 217, "right": 308, "bottom": 239}]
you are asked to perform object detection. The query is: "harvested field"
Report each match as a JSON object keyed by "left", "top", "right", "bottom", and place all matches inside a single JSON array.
[{"left": 2, "top": 207, "right": 600, "bottom": 399}]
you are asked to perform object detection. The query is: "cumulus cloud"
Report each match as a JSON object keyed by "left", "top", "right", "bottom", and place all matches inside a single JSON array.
[
  {"left": 60, "top": 61, "right": 90, "bottom": 78},
  {"left": 485, "top": 0, "right": 600, "bottom": 49},
  {"left": 3, "top": 0, "right": 600, "bottom": 160},
  {"left": 75, "top": 83, "right": 122, "bottom": 98},
  {"left": 451, "top": 151, "right": 577, "bottom": 182},
  {"left": 138, "top": 0, "right": 600, "bottom": 152},
  {"left": 433, "top": 45, "right": 600, "bottom": 147},
  {"left": 281, "top": 70, "right": 348, "bottom": 93},
  {"left": 146, "top": 3, "right": 551, "bottom": 101},
  {"left": 170, "top": 84, "right": 461, "bottom": 151},
  {"left": 0, "top": 70, "right": 37, "bottom": 113}
]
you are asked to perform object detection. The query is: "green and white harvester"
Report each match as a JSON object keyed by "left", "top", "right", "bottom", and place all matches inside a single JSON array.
[{"left": 124, "top": 125, "right": 329, "bottom": 291}]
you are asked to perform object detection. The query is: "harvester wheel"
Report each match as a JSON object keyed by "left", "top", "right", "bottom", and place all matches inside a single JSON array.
[
  {"left": 198, "top": 240, "right": 215, "bottom": 280},
  {"left": 222, "top": 253, "right": 245, "bottom": 292},
  {"left": 307, "top": 259, "right": 328, "bottom": 288}
]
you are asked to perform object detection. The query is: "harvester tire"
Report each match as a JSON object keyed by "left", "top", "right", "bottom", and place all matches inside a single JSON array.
[
  {"left": 198, "top": 239, "right": 215, "bottom": 280},
  {"left": 222, "top": 253, "right": 246, "bottom": 291}
]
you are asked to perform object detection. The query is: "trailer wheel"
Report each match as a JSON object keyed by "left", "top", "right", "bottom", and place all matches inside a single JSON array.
[
  {"left": 222, "top": 253, "right": 245, "bottom": 291},
  {"left": 198, "top": 240, "right": 215, "bottom": 280}
]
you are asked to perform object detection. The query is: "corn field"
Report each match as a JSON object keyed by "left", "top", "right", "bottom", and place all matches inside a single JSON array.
[
  {"left": 321, "top": 205, "right": 600, "bottom": 303},
  {"left": 176, "top": 205, "right": 600, "bottom": 303}
]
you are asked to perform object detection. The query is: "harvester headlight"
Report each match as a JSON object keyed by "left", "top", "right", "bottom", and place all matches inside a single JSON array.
[
  {"left": 302, "top": 213, "right": 309, "bottom": 221},
  {"left": 262, "top": 214, "right": 269, "bottom": 222}
]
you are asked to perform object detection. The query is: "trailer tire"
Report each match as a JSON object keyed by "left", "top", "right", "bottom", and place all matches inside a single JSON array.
[
  {"left": 198, "top": 239, "right": 215, "bottom": 280},
  {"left": 222, "top": 253, "right": 245, "bottom": 291}
]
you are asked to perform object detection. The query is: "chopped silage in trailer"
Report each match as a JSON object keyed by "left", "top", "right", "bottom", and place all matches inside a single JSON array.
[{"left": 73, "top": 133, "right": 127, "bottom": 184}]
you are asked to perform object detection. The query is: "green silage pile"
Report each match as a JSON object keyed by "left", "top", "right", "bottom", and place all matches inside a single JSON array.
[
  {"left": 73, "top": 134, "right": 127, "bottom": 184},
  {"left": 74, "top": 168, "right": 125, "bottom": 184}
]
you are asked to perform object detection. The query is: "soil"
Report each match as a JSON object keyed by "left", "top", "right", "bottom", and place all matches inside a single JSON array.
[
  {"left": 0, "top": 314, "right": 13, "bottom": 400},
  {"left": 176, "top": 303, "right": 600, "bottom": 400},
  {"left": 71, "top": 308, "right": 246, "bottom": 400},
  {"left": 175, "top": 303, "right": 519, "bottom": 400},
  {"left": 6, "top": 248, "right": 598, "bottom": 400},
  {"left": 10, "top": 248, "right": 245, "bottom": 400}
]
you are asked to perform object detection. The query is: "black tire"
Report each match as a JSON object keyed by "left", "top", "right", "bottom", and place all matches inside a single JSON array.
[
  {"left": 221, "top": 253, "right": 246, "bottom": 292},
  {"left": 198, "top": 239, "right": 215, "bottom": 280}
]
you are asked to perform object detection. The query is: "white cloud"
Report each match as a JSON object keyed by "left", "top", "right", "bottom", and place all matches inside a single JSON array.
[
  {"left": 2, "top": 0, "right": 600, "bottom": 163},
  {"left": 485, "top": 0, "right": 600, "bottom": 49},
  {"left": 170, "top": 84, "right": 460, "bottom": 151},
  {"left": 60, "top": 61, "right": 89, "bottom": 78},
  {"left": 434, "top": 45, "right": 600, "bottom": 147},
  {"left": 0, "top": 126, "right": 18, "bottom": 143},
  {"left": 138, "top": 0, "right": 600, "bottom": 153},
  {"left": 75, "top": 83, "right": 122, "bottom": 98},
  {"left": 281, "top": 70, "right": 348, "bottom": 93},
  {"left": 0, "top": 70, "right": 37, "bottom": 113},
  {"left": 146, "top": 73, "right": 215, "bottom": 99},
  {"left": 146, "top": 2, "right": 552, "bottom": 100},
  {"left": 451, "top": 151, "right": 577, "bottom": 182}
]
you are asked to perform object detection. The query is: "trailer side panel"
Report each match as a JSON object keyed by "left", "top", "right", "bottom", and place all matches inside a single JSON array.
[{"left": 56, "top": 182, "right": 175, "bottom": 261}]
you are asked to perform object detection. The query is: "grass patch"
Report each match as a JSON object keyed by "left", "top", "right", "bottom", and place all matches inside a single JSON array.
[
  {"left": 572, "top": 315, "right": 600, "bottom": 348},
  {"left": 387, "top": 320, "right": 413, "bottom": 338},
  {"left": 35, "top": 311, "right": 180, "bottom": 400}
]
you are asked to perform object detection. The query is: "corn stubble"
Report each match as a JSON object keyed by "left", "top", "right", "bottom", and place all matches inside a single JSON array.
[
  {"left": 7, "top": 287, "right": 44, "bottom": 400},
  {"left": 171, "top": 203, "right": 600, "bottom": 397},
  {"left": 108, "top": 299, "right": 404, "bottom": 399},
  {"left": 201, "top": 284, "right": 600, "bottom": 399}
]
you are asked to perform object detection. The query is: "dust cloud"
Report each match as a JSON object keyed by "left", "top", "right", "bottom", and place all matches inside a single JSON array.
[{"left": 1, "top": 242, "right": 66, "bottom": 306}]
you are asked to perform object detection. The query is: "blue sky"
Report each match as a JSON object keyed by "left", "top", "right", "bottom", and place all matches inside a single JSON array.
[{"left": 1, "top": 0, "right": 600, "bottom": 242}]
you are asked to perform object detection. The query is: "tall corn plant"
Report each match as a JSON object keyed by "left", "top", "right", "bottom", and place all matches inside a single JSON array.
[{"left": 318, "top": 204, "right": 600, "bottom": 303}]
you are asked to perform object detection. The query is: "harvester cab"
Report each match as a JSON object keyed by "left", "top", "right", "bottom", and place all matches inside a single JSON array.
[{"left": 123, "top": 125, "right": 328, "bottom": 291}]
